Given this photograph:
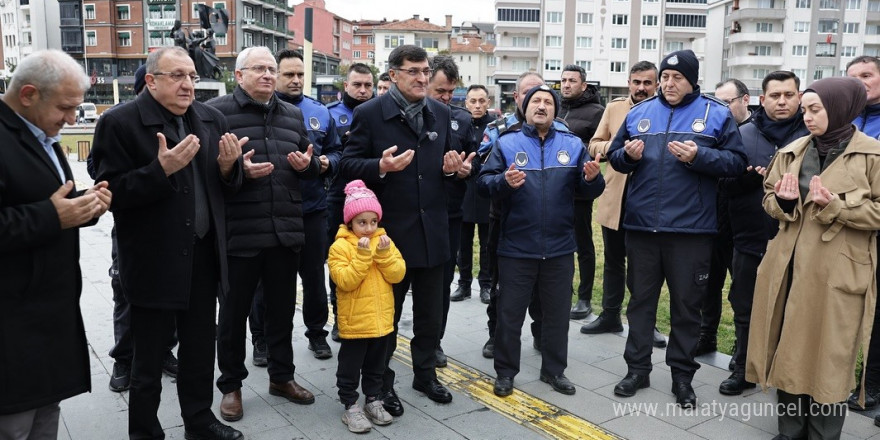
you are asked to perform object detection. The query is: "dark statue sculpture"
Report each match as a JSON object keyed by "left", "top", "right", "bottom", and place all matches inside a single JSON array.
[{"left": 168, "top": 4, "right": 228, "bottom": 80}]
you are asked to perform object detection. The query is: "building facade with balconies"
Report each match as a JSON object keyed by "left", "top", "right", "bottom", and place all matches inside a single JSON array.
[
  {"left": 492, "top": 0, "right": 708, "bottom": 112},
  {"left": 706, "top": 0, "right": 878, "bottom": 96},
  {"left": 0, "top": 0, "right": 62, "bottom": 78},
  {"left": 371, "top": 15, "right": 452, "bottom": 73}
]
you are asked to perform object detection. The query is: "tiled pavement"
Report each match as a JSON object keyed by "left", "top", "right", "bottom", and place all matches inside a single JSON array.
[{"left": 59, "top": 152, "right": 880, "bottom": 439}]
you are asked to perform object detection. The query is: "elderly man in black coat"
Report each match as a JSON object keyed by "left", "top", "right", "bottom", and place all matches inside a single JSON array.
[
  {"left": 340, "top": 44, "right": 465, "bottom": 412},
  {"left": 92, "top": 46, "right": 245, "bottom": 440},
  {"left": 0, "top": 49, "right": 111, "bottom": 440}
]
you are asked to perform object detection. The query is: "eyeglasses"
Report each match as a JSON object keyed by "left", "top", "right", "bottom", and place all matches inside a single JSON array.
[
  {"left": 241, "top": 65, "right": 278, "bottom": 75},
  {"left": 721, "top": 95, "right": 744, "bottom": 105},
  {"left": 153, "top": 72, "right": 200, "bottom": 84},
  {"left": 396, "top": 67, "right": 433, "bottom": 77}
]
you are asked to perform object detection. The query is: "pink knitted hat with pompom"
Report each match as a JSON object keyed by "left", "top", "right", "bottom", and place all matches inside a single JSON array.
[{"left": 343, "top": 180, "right": 382, "bottom": 224}]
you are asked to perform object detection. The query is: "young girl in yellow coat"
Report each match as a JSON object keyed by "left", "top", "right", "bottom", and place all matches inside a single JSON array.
[{"left": 328, "top": 180, "right": 406, "bottom": 434}]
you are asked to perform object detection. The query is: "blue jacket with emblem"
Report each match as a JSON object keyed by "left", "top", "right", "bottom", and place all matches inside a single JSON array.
[
  {"left": 327, "top": 100, "right": 357, "bottom": 202},
  {"left": 276, "top": 92, "right": 341, "bottom": 214},
  {"left": 607, "top": 90, "right": 747, "bottom": 234},
  {"left": 853, "top": 103, "right": 880, "bottom": 139},
  {"left": 478, "top": 123, "right": 605, "bottom": 259}
]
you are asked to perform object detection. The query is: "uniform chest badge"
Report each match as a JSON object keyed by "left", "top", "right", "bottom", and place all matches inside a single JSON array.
[
  {"left": 637, "top": 119, "right": 651, "bottom": 133},
  {"left": 515, "top": 152, "right": 529, "bottom": 167},
  {"left": 309, "top": 117, "right": 321, "bottom": 130},
  {"left": 339, "top": 114, "right": 349, "bottom": 125},
  {"left": 427, "top": 131, "right": 438, "bottom": 141},
  {"left": 451, "top": 120, "right": 459, "bottom": 131},
  {"left": 692, "top": 119, "right": 706, "bottom": 133},
  {"left": 557, "top": 150, "right": 571, "bottom": 165}
]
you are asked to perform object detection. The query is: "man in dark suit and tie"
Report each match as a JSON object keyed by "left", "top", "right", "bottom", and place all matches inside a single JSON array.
[
  {"left": 0, "top": 49, "right": 112, "bottom": 440},
  {"left": 92, "top": 46, "right": 245, "bottom": 440},
  {"left": 340, "top": 44, "right": 465, "bottom": 412}
]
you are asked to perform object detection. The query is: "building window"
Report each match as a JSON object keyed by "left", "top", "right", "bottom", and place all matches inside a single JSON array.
[
  {"left": 793, "top": 21, "right": 810, "bottom": 32},
  {"left": 844, "top": 22, "right": 859, "bottom": 33},
  {"left": 666, "top": 14, "right": 707, "bottom": 28},
  {"left": 545, "top": 59, "right": 561, "bottom": 71},
  {"left": 577, "top": 13, "right": 593, "bottom": 24},
  {"left": 384, "top": 35, "right": 405, "bottom": 49},
  {"left": 814, "top": 66, "right": 834, "bottom": 79},
  {"left": 819, "top": 0, "right": 840, "bottom": 7},
  {"left": 871, "top": 0, "right": 880, "bottom": 10},
  {"left": 417, "top": 37, "right": 438, "bottom": 49},
  {"left": 869, "top": 25, "right": 880, "bottom": 34},
  {"left": 816, "top": 42, "right": 837, "bottom": 56},
  {"left": 755, "top": 0, "right": 775, "bottom": 6},
  {"left": 610, "top": 61, "right": 627, "bottom": 72},
  {"left": 791, "top": 68, "right": 807, "bottom": 79},
  {"left": 666, "top": 41, "right": 684, "bottom": 52},
  {"left": 611, "top": 38, "right": 628, "bottom": 49},
  {"left": 666, "top": 0, "right": 708, "bottom": 3},
  {"left": 342, "top": 23, "right": 351, "bottom": 33},
  {"left": 86, "top": 30, "right": 97, "bottom": 46},
  {"left": 117, "top": 4, "right": 130, "bottom": 21},
  {"left": 546, "top": 11, "right": 562, "bottom": 23},
  {"left": 642, "top": 15, "right": 658, "bottom": 26},
  {"left": 215, "top": 33, "right": 226, "bottom": 46},
  {"left": 512, "top": 59, "right": 531, "bottom": 71},
  {"left": 243, "top": 5, "right": 253, "bottom": 20},
  {"left": 243, "top": 32, "right": 253, "bottom": 48},
  {"left": 497, "top": 8, "right": 540, "bottom": 22},
  {"left": 192, "top": 2, "right": 205, "bottom": 18},
  {"left": 368, "top": 51, "right": 374, "bottom": 59},
  {"left": 842, "top": 46, "right": 858, "bottom": 57},
  {"left": 612, "top": 14, "right": 628, "bottom": 25},
  {"left": 488, "top": 56, "right": 497, "bottom": 67},
  {"left": 754, "top": 45, "right": 772, "bottom": 55},
  {"left": 576, "top": 36, "right": 592, "bottom": 48},
  {"left": 818, "top": 19, "right": 838, "bottom": 33},
  {"left": 21, "top": 31, "right": 31, "bottom": 45},
  {"left": 847, "top": 0, "right": 862, "bottom": 7},
  {"left": 755, "top": 22, "right": 773, "bottom": 32},
  {"left": 792, "top": 45, "right": 808, "bottom": 56},
  {"left": 117, "top": 31, "right": 131, "bottom": 47},
  {"left": 796, "top": 0, "right": 812, "bottom": 6},
  {"left": 545, "top": 35, "right": 562, "bottom": 47},
  {"left": 367, "top": 36, "right": 375, "bottom": 44},
  {"left": 576, "top": 60, "right": 592, "bottom": 72},
  {"left": 84, "top": 4, "right": 95, "bottom": 20},
  {"left": 753, "top": 69, "right": 769, "bottom": 79},
  {"left": 512, "top": 36, "right": 531, "bottom": 47},
  {"left": 641, "top": 39, "right": 657, "bottom": 50},
  {"left": 353, "top": 50, "right": 361, "bottom": 58},
  {"left": 354, "top": 36, "right": 361, "bottom": 45}
]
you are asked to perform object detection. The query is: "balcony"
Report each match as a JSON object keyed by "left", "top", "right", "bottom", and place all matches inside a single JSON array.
[
  {"left": 728, "top": 7, "right": 786, "bottom": 21},
  {"left": 495, "top": 21, "right": 540, "bottom": 32},
  {"left": 727, "top": 55, "right": 784, "bottom": 66},
  {"left": 728, "top": 32, "right": 785, "bottom": 44},
  {"left": 240, "top": 19, "right": 293, "bottom": 38},
  {"left": 494, "top": 45, "right": 539, "bottom": 57},
  {"left": 864, "top": 34, "right": 880, "bottom": 45}
]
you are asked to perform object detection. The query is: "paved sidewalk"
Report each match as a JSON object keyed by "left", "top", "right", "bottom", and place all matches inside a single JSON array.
[{"left": 59, "top": 153, "right": 880, "bottom": 439}]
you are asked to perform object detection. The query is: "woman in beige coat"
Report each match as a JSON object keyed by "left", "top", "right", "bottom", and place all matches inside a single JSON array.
[{"left": 747, "top": 76, "right": 880, "bottom": 440}]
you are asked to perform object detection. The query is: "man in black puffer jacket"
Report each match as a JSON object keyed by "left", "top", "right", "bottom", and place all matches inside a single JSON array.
[
  {"left": 558, "top": 64, "right": 605, "bottom": 320},
  {"left": 207, "top": 46, "right": 321, "bottom": 422}
]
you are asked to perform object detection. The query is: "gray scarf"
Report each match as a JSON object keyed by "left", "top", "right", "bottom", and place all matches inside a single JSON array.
[{"left": 388, "top": 84, "right": 426, "bottom": 135}]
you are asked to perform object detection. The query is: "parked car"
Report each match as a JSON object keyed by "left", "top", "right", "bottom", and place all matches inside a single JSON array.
[{"left": 77, "top": 102, "right": 98, "bottom": 124}]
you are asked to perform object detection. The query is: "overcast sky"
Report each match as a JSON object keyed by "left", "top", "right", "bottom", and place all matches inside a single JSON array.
[{"left": 318, "top": 0, "right": 496, "bottom": 24}]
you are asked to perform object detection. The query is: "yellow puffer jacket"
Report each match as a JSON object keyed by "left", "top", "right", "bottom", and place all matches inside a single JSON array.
[{"left": 327, "top": 225, "right": 406, "bottom": 339}]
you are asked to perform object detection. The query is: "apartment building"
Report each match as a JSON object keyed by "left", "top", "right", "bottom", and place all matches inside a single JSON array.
[
  {"left": 449, "top": 32, "right": 497, "bottom": 104},
  {"left": 706, "top": 0, "right": 878, "bottom": 95},
  {"left": 0, "top": 0, "right": 61, "bottom": 77},
  {"left": 371, "top": 15, "right": 452, "bottom": 73},
  {"left": 492, "top": 0, "right": 708, "bottom": 111}
]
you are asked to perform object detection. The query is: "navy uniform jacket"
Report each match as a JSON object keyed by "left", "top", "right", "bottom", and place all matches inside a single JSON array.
[
  {"left": 339, "top": 93, "right": 453, "bottom": 268},
  {"left": 327, "top": 100, "right": 357, "bottom": 203},
  {"left": 478, "top": 123, "right": 605, "bottom": 259},
  {"left": 446, "top": 104, "right": 476, "bottom": 218},
  {"left": 607, "top": 91, "right": 747, "bottom": 234},
  {"left": 276, "top": 92, "right": 341, "bottom": 214}
]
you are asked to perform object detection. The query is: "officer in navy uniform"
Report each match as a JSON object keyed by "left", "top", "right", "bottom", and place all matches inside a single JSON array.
[
  {"left": 326, "top": 62, "right": 375, "bottom": 341},
  {"left": 248, "top": 49, "right": 342, "bottom": 361},
  {"left": 607, "top": 50, "right": 746, "bottom": 408},
  {"left": 427, "top": 55, "right": 477, "bottom": 368}
]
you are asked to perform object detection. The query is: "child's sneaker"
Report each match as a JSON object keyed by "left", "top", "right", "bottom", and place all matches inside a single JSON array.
[
  {"left": 341, "top": 404, "right": 372, "bottom": 433},
  {"left": 364, "top": 399, "right": 393, "bottom": 425}
]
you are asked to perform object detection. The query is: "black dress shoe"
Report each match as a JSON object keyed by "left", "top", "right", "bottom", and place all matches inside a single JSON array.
[
  {"left": 494, "top": 376, "right": 514, "bottom": 397},
  {"left": 874, "top": 413, "right": 880, "bottom": 428},
  {"left": 435, "top": 347, "right": 448, "bottom": 368},
  {"left": 479, "top": 287, "right": 491, "bottom": 304},
  {"left": 718, "top": 370, "right": 756, "bottom": 396},
  {"left": 614, "top": 373, "right": 650, "bottom": 397},
  {"left": 652, "top": 328, "right": 667, "bottom": 348},
  {"left": 381, "top": 389, "right": 404, "bottom": 416},
  {"left": 482, "top": 337, "right": 495, "bottom": 358},
  {"left": 728, "top": 358, "right": 736, "bottom": 371},
  {"left": 694, "top": 333, "right": 717, "bottom": 356},
  {"left": 672, "top": 381, "right": 697, "bottom": 408},
  {"left": 109, "top": 362, "right": 131, "bottom": 393},
  {"left": 184, "top": 421, "right": 243, "bottom": 440},
  {"left": 848, "top": 385, "right": 880, "bottom": 410},
  {"left": 162, "top": 352, "right": 179, "bottom": 378},
  {"left": 412, "top": 378, "right": 453, "bottom": 403},
  {"left": 450, "top": 285, "right": 471, "bottom": 301},
  {"left": 580, "top": 313, "right": 624, "bottom": 334},
  {"left": 540, "top": 373, "right": 576, "bottom": 395},
  {"left": 569, "top": 300, "right": 592, "bottom": 320}
]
